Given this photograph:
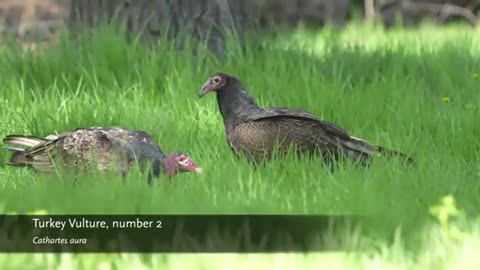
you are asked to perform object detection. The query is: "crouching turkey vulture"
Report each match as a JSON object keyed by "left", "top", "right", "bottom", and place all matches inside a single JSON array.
[
  {"left": 198, "top": 72, "right": 414, "bottom": 166},
  {"left": 2, "top": 127, "right": 202, "bottom": 181}
]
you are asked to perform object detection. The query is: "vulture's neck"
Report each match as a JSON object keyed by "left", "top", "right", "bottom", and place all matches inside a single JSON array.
[
  {"left": 149, "top": 156, "right": 173, "bottom": 179},
  {"left": 216, "top": 80, "right": 262, "bottom": 127}
]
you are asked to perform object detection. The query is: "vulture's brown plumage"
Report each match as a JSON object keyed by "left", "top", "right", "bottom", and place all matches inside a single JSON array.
[
  {"left": 198, "top": 72, "right": 414, "bottom": 165},
  {"left": 3, "top": 127, "right": 201, "bottom": 180}
]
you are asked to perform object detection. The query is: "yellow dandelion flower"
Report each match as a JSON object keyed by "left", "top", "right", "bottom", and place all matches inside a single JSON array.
[{"left": 442, "top": 97, "right": 451, "bottom": 103}]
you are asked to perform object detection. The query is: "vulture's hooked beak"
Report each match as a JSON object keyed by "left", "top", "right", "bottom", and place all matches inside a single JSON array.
[
  {"left": 189, "top": 164, "right": 202, "bottom": 174},
  {"left": 198, "top": 81, "right": 213, "bottom": 98}
]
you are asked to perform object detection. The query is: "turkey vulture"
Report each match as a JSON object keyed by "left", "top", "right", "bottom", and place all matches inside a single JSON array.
[
  {"left": 2, "top": 127, "right": 202, "bottom": 180},
  {"left": 198, "top": 72, "right": 414, "bottom": 165}
]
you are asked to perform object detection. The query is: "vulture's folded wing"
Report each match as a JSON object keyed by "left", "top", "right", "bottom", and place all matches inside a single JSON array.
[{"left": 241, "top": 107, "right": 354, "bottom": 141}]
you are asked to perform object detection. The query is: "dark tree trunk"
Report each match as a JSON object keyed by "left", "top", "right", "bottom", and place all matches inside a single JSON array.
[
  {"left": 365, "top": 0, "right": 376, "bottom": 20},
  {"left": 67, "top": 0, "right": 254, "bottom": 56},
  {"left": 378, "top": 0, "right": 479, "bottom": 27},
  {"left": 259, "top": 0, "right": 350, "bottom": 28},
  {"left": 67, "top": 0, "right": 352, "bottom": 56}
]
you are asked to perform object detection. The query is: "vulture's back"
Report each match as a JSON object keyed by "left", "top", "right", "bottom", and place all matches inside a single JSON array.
[
  {"left": 230, "top": 108, "right": 375, "bottom": 163},
  {"left": 6, "top": 127, "right": 166, "bottom": 173}
]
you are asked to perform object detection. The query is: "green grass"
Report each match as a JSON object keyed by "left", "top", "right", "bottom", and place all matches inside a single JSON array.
[{"left": 0, "top": 23, "right": 479, "bottom": 268}]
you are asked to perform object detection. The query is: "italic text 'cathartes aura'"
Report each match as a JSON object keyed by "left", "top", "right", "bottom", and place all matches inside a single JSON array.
[
  {"left": 3, "top": 127, "right": 201, "bottom": 181},
  {"left": 198, "top": 72, "right": 414, "bottom": 166}
]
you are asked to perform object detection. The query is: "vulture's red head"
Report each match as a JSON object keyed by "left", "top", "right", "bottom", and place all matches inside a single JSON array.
[
  {"left": 164, "top": 152, "right": 202, "bottom": 177},
  {"left": 198, "top": 72, "right": 230, "bottom": 98}
]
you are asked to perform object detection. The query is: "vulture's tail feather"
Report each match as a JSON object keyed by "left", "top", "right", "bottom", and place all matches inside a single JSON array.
[
  {"left": 3, "top": 147, "right": 32, "bottom": 166},
  {"left": 373, "top": 145, "right": 416, "bottom": 165},
  {"left": 3, "top": 135, "right": 48, "bottom": 167},
  {"left": 3, "top": 135, "right": 47, "bottom": 148},
  {"left": 348, "top": 136, "right": 415, "bottom": 165}
]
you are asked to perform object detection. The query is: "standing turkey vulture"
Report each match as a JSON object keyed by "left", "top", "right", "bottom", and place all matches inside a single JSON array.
[
  {"left": 2, "top": 127, "right": 202, "bottom": 180},
  {"left": 198, "top": 72, "right": 414, "bottom": 165}
]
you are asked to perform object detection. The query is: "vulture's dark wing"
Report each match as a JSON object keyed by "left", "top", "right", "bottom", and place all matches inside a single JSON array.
[
  {"left": 99, "top": 128, "right": 166, "bottom": 161},
  {"left": 229, "top": 106, "right": 380, "bottom": 164},
  {"left": 99, "top": 128, "right": 168, "bottom": 178},
  {"left": 236, "top": 107, "right": 414, "bottom": 164},
  {"left": 240, "top": 107, "right": 354, "bottom": 141}
]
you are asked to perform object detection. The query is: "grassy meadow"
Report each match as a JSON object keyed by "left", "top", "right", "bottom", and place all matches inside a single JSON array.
[{"left": 0, "top": 22, "right": 479, "bottom": 268}]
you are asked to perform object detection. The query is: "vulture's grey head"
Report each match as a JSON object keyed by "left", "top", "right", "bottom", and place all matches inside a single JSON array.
[
  {"left": 198, "top": 72, "right": 232, "bottom": 98},
  {"left": 163, "top": 152, "right": 202, "bottom": 177}
]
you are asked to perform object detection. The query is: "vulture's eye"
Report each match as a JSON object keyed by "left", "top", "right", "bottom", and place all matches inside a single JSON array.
[
  {"left": 212, "top": 77, "right": 221, "bottom": 84},
  {"left": 177, "top": 156, "right": 190, "bottom": 167}
]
